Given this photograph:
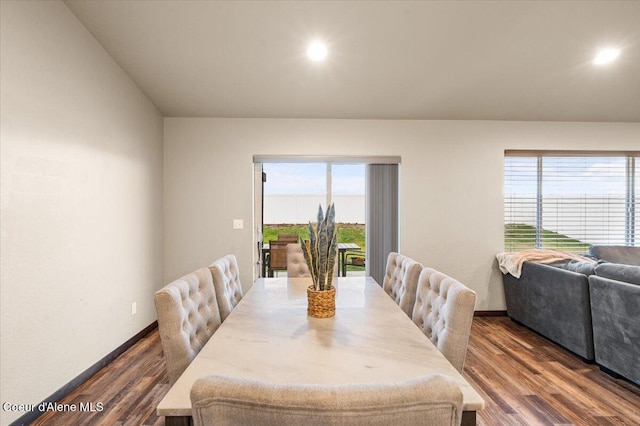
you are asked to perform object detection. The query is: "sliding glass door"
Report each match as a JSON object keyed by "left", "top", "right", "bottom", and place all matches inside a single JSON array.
[
  {"left": 253, "top": 156, "right": 400, "bottom": 283},
  {"left": 258, "top": 162, "right": 366, "bottom": 278}
]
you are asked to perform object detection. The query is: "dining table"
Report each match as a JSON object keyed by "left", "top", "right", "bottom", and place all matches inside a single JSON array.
[{"left": 156, "top": 276, "right": 485, "bottom": 425}]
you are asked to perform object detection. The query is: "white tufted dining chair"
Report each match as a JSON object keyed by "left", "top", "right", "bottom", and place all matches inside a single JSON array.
[
  {"left": 382, "top": 252, "right": 423, "bottom": 317},
  {"left": 190, "top": 373, "right": 463, "bottom": 426},
  {"left": 287, "top": 243, "right": 311, "bottom": 277},
  {"left": 412, "top": 268, "right": 477, "bottom": 373},
  {"left": 154, "top": 267, "right": 222, "bottom": 385},
  {"left": 209, "top": 254, "right": 243, "bottom": 322}
]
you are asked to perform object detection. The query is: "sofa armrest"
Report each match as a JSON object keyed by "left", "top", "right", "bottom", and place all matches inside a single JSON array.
[
  {"left": 503, "top": 261, "right": 594, "bottom": 360},
  {"left": 589, "top": 275, "right": 640, "bottom": 385}
]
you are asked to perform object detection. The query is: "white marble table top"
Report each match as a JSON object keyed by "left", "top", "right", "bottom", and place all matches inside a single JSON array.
[{"left": 157, "top": 276, "right": 485, "bottom": 417}]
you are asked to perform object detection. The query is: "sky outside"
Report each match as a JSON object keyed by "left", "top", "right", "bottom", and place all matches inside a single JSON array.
[
  {"left": 263, "top": 163, "right": 365, "bottom": 195},
  {"left": 505, "top": 156, "right": 638, "bottom": 195},
  {"left": 264, "top": 157, "right": 639, "bottom": 196}
]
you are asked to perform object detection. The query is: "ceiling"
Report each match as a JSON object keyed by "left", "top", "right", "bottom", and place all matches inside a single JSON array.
[{"left": 64, "top": 0, "right": 640, "bottom": 122}]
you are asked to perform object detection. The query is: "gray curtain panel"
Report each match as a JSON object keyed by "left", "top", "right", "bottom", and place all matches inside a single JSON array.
[{"left": 366, "top": 163, "right": 399, "bottom": 285}]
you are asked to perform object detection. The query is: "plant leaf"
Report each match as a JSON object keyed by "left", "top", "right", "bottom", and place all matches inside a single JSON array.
[
  {"left": 326, "top": 227, "right": 338, "bottom": 289},
  {"left": 300, "top": 234, "right": 316, "bottom": 286},
  {"left": 305, "top": 203, "right": 337, "bottom": 291}
]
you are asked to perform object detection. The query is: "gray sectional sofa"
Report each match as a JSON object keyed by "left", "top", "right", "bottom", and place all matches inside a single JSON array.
[{"left": 502, "top": 245, "right": 640, "bottom": 385}]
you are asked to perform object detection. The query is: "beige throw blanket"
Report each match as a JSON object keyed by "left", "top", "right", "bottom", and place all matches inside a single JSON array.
[{"left": 496, "top": 249, "right": 594, "bottom": 278}]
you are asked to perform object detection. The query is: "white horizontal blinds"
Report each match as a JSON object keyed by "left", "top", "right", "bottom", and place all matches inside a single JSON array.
[
  {"left": 635, "top": 157, "right": 639, "bottom": 245},
  {"left": 504, "top": 157, "right": 538, "bottom": 251},
  {"left": 504, "top": 153, "right": 638, "bottom": 253},
  {"left": 541, "top": 156, "right": 627, "bottom": 250}
]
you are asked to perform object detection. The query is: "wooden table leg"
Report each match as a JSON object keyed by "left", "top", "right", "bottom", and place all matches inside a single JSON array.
[
  {"left": 461, "top": 410, "right": 476, "bottom": 426},
  {"left": 165, "top": 416, "right": 191, "bottom": 426}
]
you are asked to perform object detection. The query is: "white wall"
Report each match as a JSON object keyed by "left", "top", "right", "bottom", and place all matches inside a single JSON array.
[
  {"left": 164, "top": 118, "right": 640, "bottom": 306},
  {"left": 0, "top": 2, "right": 163, "bottom": 424}
]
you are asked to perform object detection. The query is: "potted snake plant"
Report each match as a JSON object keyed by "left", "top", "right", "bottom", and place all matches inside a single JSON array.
[{"left": 301, "top": 203, "right": 338, "bottom": 317}]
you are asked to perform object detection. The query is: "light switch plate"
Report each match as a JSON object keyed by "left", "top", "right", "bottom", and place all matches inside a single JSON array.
[{"left": 233, "top": 219, "right": 244, "bottom": 229}]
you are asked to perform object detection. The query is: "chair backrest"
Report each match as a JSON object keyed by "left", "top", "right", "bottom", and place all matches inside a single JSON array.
[
  {"left": 278, "top": 233, "right": 299, "bottom": 242},
  {"left": 209, "top": 254, "right": 243, "bottom": 322},
  {"left": 154, "top": 267, "right": 222, "bottom": 385},
  {"left": 347, "top": 251, "right": 366, "bottom": 267},
  {"left": 382, "top": 252, "right": 423, "bottom": 317},
  {"left": 287, "top": 243, "right": 311, "bottom": 277},
  {"left": 269, "top": 240, "right": 290, "bottom": 270},
  {"left": 412, "top": 268, "right": 477, "bottom": 373},
  {"left": 191, "top": 374, "right": 463, "bottom": 426}
]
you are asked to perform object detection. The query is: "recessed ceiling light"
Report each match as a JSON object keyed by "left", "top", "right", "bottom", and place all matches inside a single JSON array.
[
  {"left": 307, "top": 40, "right": 328, "bottom": 62},
  {"left": 592, "top": 47, "right": 621, "bottom": 65}
]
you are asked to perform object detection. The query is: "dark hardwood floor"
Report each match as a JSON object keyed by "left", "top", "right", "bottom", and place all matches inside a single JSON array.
[
  {"left": 31, "top": 317, "right": 640, "bottom": 426},
  {"left": 465, "top": 317, "right": 640, "bottom": 426},
  {"left": 31, "top": 329, "right": 169, "bottom": 426}
]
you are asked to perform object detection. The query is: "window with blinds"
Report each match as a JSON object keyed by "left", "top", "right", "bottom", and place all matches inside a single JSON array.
[
  {"left": 635, "top": 158, "right": 639, "bottom": 241},
  {"left": 504, "top": 152, "right": 639, "bottom": 253}
]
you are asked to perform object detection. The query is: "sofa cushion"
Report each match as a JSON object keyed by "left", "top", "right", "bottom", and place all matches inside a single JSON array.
[
  {"left": 546, "top": 259, "right": 601, "bottom": 276},
  {"left": 594, "top": 263, "right": 640, "bottom": 285},
  {"left": 564, "top": 260, "right": 599, "bottom": 276},
  {"left": 589, "top": 246, "right": 640, "bottom": 266}
]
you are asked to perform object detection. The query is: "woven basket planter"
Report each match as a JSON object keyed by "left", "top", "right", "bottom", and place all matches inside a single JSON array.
[{"left": 307, "top": 286, "right": 336, "bottom": 318}]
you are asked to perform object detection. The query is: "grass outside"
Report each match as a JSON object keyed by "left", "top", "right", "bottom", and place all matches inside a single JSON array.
[
  {"left": 267, "top": 223, "right": 591, "bottom": 257},
  {"left": 504, "top": 223, "right": 591, "bottom": 253},
  {"left": 264, "top": 223, "right": 366, "bottom": 271}
]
